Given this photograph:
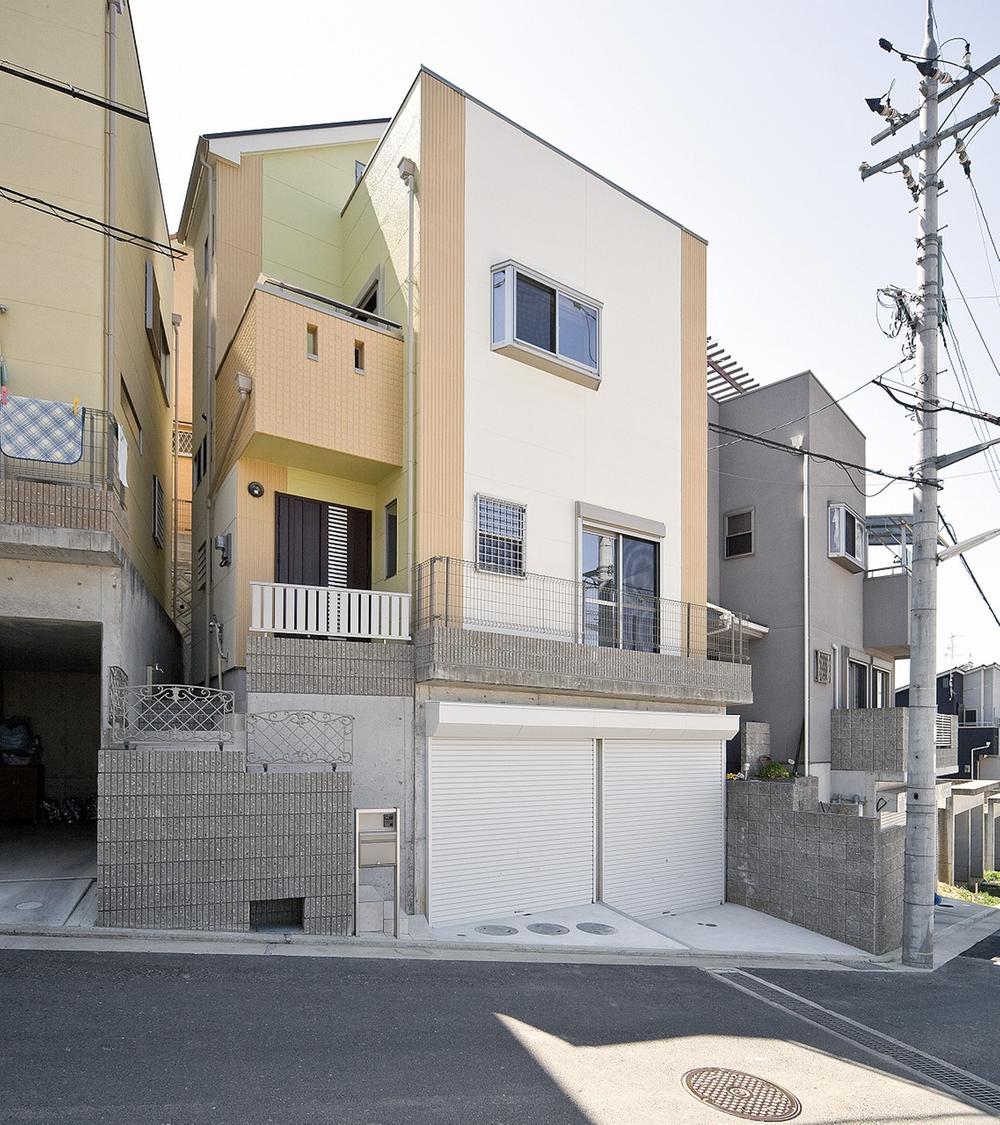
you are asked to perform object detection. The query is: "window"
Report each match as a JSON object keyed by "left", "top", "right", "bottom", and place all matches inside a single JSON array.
[
  {"left": 724, "top": 509, "right": 753, "bottom": 559},
  {"left": 354, "top": 160, "right": 366, "bottom": 184},
  {"left": 193, "top": 434, "right": 208, "bottom": 488},
  {"left": 829, "top": 503, "right": 866, "bottom": 572},
  {"left": 476, "top": 495, "right": 525, "bottom": 576},
  {"left": 815, "top": 650, "right": 832, "bottom": 684},
  {"left": 306, "top": 324, "right": 318, "bottom": 359},
  {"left": 872, "top": 667, "right": 890, "bottom": 708},
  {"left": 848, "top": 659, "right": 869, "bottom": 708},
  {"left": 964, "top": 709, "right": 978, "bottom": 725},
  {"left": 151, "top": 475, "right": 165, "bottom": 548},
  {"left": 354, "top": 340, "right": 365, "bottom": 373},
  {"left": 196, "top": 541, "right": 207, "bottom": 590},
  {"left": 491, "top": 262, "right": 601, "bottom": 385},
  {"left": 582, "top": 528, "right": 659, "bottom": 652},
  {"left": 384, "top": 499, "right": 398, "bottom": 579},
  {"left": 145, "top": 261, "right": 171, "bottom": 402},
  {"left": 120, "top": 376, "right": 142, "bottom": 453},
  {"left": 358, "top": 281, "right": 378, "bottom": 314},
  {"left": 203, "top": 236, "right": 210, "bottom": 277}
]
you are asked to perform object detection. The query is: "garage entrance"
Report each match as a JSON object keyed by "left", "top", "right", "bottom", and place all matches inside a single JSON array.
[
  {"left": 426, "top": 704, "right": 735, "bottom": 930},
  {"left": 0, "top": 618, "right": 102, "bottom": 926}
]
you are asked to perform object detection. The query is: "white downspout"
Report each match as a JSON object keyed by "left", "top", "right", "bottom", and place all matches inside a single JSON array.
[
  {"left": 793, "top": 435, "right": 810, "bottom": 776},
  {"left": 171, "top": 312, "right": 182, "bottom": 627},
  {"left": 199, "top": 153, "right": 217, "bottom": 686},
  {"left": 104, "top": 1, "right": 122, "bottom": 413},
  {"left": 398, "top": 158, "right": 417, "bottom": 585}
]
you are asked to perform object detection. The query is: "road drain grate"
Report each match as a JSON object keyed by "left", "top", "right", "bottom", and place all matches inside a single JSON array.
[
  {"left": 682, "top": 1068, "right": 801, "bottom": 1120},
  {"left": 711, "top": 970, "right": 1000, "bottom": 1115}
]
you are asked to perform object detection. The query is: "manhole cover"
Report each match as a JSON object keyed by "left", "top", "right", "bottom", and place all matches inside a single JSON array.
[
  {"left": 14, "top": 901, "right": 43, "bottom": 911},
  {"left": 576, "top": 922, "right": 618, "bottom": 935},
  {"left": 475, "top": 924, "right": 519, "bottom": 936},
  {"left": 682, "top": 1068, "right": 801, "bottom": 1121},
  {"left": 527, "top": 922, "right": 569, "bottom": 935}
]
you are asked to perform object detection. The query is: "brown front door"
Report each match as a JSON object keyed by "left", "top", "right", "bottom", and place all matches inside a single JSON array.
[{"left": 275, "top": 493, "right": 371, "bottom": 589}]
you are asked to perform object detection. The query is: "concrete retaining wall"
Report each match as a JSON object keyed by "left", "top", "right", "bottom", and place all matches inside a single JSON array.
[
  {"left": 97, "top": 747, "right": 352, "bottom": 934},
  {"left": 726, "top": 776, "right": 904, "bottom": 954}
]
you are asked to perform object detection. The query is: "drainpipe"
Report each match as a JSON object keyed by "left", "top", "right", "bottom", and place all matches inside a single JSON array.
[
  {"left": 171, "top": 312, "right": 182, "bottom": 627},
  {"left": 200, "top": 152, "right": 217, "bottom": 686},
  {"left": 793, "top": 435, "right": 810, "bottom": 776},
  {"left": 398, "top": 157, "right": 417, "bottom": 586},
  {"left": 104, "top": 1, "right": 122, "bottom": 412}
]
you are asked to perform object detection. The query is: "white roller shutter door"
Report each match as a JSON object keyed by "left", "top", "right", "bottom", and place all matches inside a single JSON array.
[
  {"left": 601, "top": 739, "right": 724, "bottom": 918},
  {"left": 429, "top": 739, "right": 595, "bottom": 926}
]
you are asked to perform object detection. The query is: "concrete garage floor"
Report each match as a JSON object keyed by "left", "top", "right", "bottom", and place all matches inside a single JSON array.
[
  {"left": 0, "top": 823, "right": 97, "bottom": 928},
  {"left": 418, "top": 901, "right": 865, "bottom": 958}
]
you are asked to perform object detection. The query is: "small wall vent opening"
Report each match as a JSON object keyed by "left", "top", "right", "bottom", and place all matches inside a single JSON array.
[
  {"left": 353, "top": 339, "right": 365, "bottom": 373},
  {"left": 250, "top": 897, "right": 304, "bottom": 932}
]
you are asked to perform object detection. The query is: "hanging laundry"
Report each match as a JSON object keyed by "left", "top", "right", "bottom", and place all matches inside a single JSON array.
[
  {"left": 0, "top": 394, "right": 85, "bottom": 464},
  {"left": 116, "top": 420, "right": 129, "bottom": 487}
]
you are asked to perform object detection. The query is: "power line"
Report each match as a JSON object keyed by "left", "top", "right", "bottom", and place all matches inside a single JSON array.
[
  {"left": 969, "top": 176, "right": 1000, "bottom": 264},
  {"left": 708, "top": 421, "right": 924, "bottom": 486},
  {"left": 939, "top": 510, "right": 1000, "bottom": 629},
  {"left": 0, "top": 59, "right": 149, "bottom": 123},
  {"left": 0, "top": 184, "right": 183, "bottom": 260},
  {"left": 942, "top": 252, "right": 1000, "bottom": 379},
  {"left": 709, "top": 362, "right": 903, "bottom": 453}
]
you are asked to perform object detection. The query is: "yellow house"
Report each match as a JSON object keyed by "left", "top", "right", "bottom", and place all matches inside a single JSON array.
[{"left": 0, "top": 1, "right": 182, "bottom": 809}]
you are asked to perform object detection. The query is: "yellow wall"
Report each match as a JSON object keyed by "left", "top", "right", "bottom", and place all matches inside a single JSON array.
[
  {"left": 262, "top": 141, "right": 377, "bottom": 301},
  {"left": 0, "top": 0, "right": 175, "bottom": 612},
  {"left": 680, "top": 232, "right": 708, "bottom": 607}
]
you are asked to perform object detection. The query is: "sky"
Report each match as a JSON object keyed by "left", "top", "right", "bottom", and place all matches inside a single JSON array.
[{"left": 132, "top": 0, "right": 1000, "bottom": 674}]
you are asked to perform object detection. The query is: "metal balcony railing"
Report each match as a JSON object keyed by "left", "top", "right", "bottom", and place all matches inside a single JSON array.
[
  {"left": 412, "top": 556, "right": 750, "bottom": 663},
  {"left": 0, "top": 401, "right": 123, "bottom": 500},
  {"left": 175, "top": 497, "right": 192, "bottom": 534},
  {"left": 249, "top": 581, "right": 411, "bottom": 641}
]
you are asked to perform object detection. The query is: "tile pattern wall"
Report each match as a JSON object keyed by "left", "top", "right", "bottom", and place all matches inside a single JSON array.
[
  {"left": 0, "top": 480, "right": 128, "bottom": 554},
  {"left": 247, "top": 633, "right": 414, "bottom": 696},
  {"left": 831, "top": 708, "right": 958, "bottom": 774},
  {"left": 726, "top": 776, "right": 904, "bottom": 955},
  {"left": 97, "top": 747, "right": 351, "bottom": 934}
]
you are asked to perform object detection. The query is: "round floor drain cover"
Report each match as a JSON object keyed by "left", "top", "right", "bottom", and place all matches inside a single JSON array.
[
  {"left": 682, "top": 1068, "right": 801, "bottom": 1121},
  {"left": 475, "top": 924, "right": 519, "bottom": 936},
  {"left": 15, "top": 901, "right": 43, "bottom": 911},
  {"left": 527, "top": 922, "right": 569, "bottom": 935},
  {"left": 576, "top": 922, "right": 618, "bottom": 935}
]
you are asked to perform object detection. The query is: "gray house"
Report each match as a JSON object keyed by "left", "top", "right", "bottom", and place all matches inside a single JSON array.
[{"left": 707, "top": 362, "right": 934, "bottom": 804}]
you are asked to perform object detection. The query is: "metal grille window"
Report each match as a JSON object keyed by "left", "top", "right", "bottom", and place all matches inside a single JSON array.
[
  {"left": 196, "top": 541, "right": 207, "bottom": 590},
  {"left": 151, "top": 475, "right": 165, "bottom": 547},
  {"left": 815, "top": 649, "right": 832, "bottom": 684},
  {"left": 173, "top": 424, "right": 193, "bottom": 457},
  {"left": 724, "top": 509, "right": 753, "bottom": 558},
  {"left": 476, "top": 495, "right": 525, "bottom": 576}
]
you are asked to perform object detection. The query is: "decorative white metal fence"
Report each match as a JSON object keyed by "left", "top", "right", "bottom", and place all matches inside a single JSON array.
[
  {"left": 249, "top": 581, "right": 411, "bottom": 641},
  {"left": 110, "top": 684, "right": 235, "bottom": 745}
]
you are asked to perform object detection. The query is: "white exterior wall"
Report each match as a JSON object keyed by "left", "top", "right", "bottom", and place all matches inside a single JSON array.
[{"left": 461, "top": 102, "right": 684, "bottom": 597}]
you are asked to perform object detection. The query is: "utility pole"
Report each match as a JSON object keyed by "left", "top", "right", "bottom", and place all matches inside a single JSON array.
[
  {"left": 861, "top": 1, "right": 1000, "bottom": 967},
  {"left": 905, "top": 1, "right": 941, "bottom": 971}
]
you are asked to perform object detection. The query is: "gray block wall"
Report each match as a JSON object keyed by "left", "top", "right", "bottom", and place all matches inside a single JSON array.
[
  {"left": 97, "top": 748, "right": 352, "bottom": 934},
  {"left": 831, "top": 708, "right": 908, "bottom": 774},
  {"left": 247, "top": 634, "right": 413, "bottom": 696},
  {"left": 726, "top": 776, "right": 904, "bottom": 955}
]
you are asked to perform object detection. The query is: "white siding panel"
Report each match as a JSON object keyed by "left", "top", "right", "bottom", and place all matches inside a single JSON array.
[
  {"left": 602, "top": 740, "right": 724, "bottom": 917},
  {"left": 429, "top": 739, "right": 595, "bottom": 925}
]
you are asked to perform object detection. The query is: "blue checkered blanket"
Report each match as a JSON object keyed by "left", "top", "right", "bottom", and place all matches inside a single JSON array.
[{"left": 0, "top": 395, "right": 85, "bottom": 464}]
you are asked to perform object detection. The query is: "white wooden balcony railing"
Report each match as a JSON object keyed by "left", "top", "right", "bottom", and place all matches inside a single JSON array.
[{"left": 250, "top": 581, "right": 411, "bottom": 641}]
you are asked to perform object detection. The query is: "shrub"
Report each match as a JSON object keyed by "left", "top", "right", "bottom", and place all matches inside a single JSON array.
[{"left": 758, "top": 761, "right": 791, "bottom": 781}]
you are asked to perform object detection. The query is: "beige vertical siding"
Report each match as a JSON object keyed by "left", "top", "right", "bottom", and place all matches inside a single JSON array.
[
  {"left": 680, "top": 232, "right": 708, "bottom": 608},
  {"left": 416, "top": 73, "right": 465, "bottom": 562},
  {"left": 234, "top": 458, "right": 288, "bottom": 665},
  {"left": 216, "top": 155, "right": 263, "bottom": 358}
]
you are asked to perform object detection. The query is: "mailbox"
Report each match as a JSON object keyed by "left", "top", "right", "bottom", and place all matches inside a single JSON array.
[{"left": 354, "top": 807, "right": 400, "bottom": 938}]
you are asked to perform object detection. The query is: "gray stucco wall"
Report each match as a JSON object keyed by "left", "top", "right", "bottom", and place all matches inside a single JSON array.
[
  {"left": 726, "top": 776, "right": 904, "bottom": 955},
  {"left": 97, "top": 747, "right": 352, "bottom": 934}
]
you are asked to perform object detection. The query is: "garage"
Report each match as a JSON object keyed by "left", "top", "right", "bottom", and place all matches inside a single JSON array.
[
  {"left": 426, "top": 703, "right": 736, "bottom": 928},
  {"left": 601, "top": 739, "right": 725, "bottom": 918}
]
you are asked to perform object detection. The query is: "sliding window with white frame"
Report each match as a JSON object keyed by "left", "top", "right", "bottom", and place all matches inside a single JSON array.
[{"left": 581, "top": 527, "right": 659, "bottom": 653}]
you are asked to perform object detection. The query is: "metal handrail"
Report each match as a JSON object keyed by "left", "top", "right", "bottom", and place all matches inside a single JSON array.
[{"left": 412, "top": 556, "right": 750, "bottom": 664}]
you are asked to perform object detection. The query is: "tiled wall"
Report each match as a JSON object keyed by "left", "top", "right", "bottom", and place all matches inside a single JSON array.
[
  {"left": 726, "top": 776, "right": 904, "bottom": 955},
  {"left": 97, "top": 747, "right": 351, "bottom": 934},
  {"left": 247, "top": 633, "right": 414, "bottom": 696}
]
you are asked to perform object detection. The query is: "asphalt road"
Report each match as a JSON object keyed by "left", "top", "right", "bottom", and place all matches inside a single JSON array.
[{"left": 1, "top": 945, "right": 997, "bottom": 1125}]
